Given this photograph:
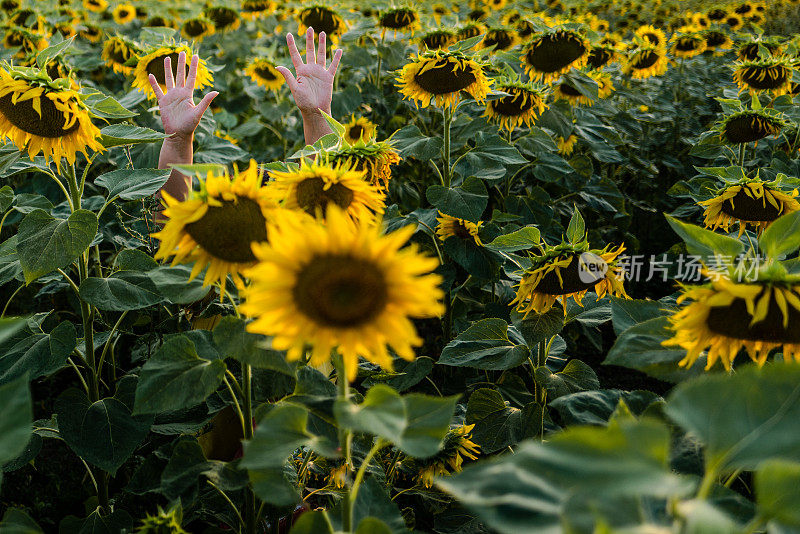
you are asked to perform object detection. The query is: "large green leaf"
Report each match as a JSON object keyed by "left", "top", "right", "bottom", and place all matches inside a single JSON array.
[
  {"left": 133, "top": 336, "right": 226, "bottom": 415},
  {"left": 465, "top": 388, "right": 543, "bottom": 453},
  {"left": 534, "top": 359, "right": 599, "bottom": 400},
  {"left": 0, "top": 508, "right": 43, "bottom": 533},
  {"left": 755, "top": 459, "right": 800, "bottom": 527},
  {"left": 16, "top": 209, "right": 98, "bottom": 284},
  {"left": 426, "top": 177, "right": 488, "bottom": 223},
  {"left": 759, "top": 210, "right": 800, "bottom": 259},
  {"left": 511, "top": 308, "right": 564, "bottom": 347},
  {"left": 100, "top": 124, "right": 169, "bottom": 148},
  {"left": 334, "top": 385, "right": 458, "bottom": 458},
  {"left": 484, "top": 226, "right": 541, "bottom": 253},
  {"left": 549, "top": 389, "right": 661, "bottom": 426},
  {"left": 212, "top": 316, "right": 293, "bottom": 374},
  {"left": 94, "top": 168, "right": 171, "bottom": 201},
  {"left": 352, "top": 478, "right": 407, "bottom": 534},
  {"left": 0, "top": 375, "right": 32, "bottom": 465},
  {"left": 147, "top": 265, "right": 211, "bottom": 304},
  {"left": 390, "top": 125, "right": 443, "bottom": 160},
  {"left": 439, "top": 319, "right": 530, "bottom": 370},
  {"left": 665, "top": 215, "right": 744, "bottom": 263},
  {"left": 610, "top": 296, "right": 672, "bottom": 335},
  {"left": 0, "top": 321, "right": 76, "bottom": 385},
  {"left": 79, "top": 272, "right": 164, "bottom": 311},
  {"left": 289, "top": 512, "right": 333, "bottom": 534}
]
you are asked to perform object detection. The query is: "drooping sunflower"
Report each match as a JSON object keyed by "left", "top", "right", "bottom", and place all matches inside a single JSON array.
[
  {"left": 553, "top": 70, "right": 614, "bottom": 107},
  {"left": 266, "top": 160, "right": 385, "bottom": 223},
  {"left": 378, "top": 7, "right": 420, "bottom": 39},
  {"left": 436, "top": 212, "right": 482, "bottom": 246},
  {"left": 466, "top": 6, "right": 490, "bottom": 22},
  {"left": 3, "top": 27, "right": 47, "bottom": 59},
  {"left": 112, "top": 3, "right": 136, "bottom": 24},
  {"left": 733, "top": 56, "right": 795, "bottom": 96},
  {"left": 145, "top": 16, "right": 174, "bottom": 28},
  {"left": 152, "top": 160, "right": 281, "bottom": 297},
  {"left": 55, "top": 22, "right": 77, "bottom": 39},
  {"left": 623, "top": 44, "right": 669, "bottom": 79},
  {"left": 557, "top": 133, "right": 578, "bottom": 155},
  {"left": 510, "top": 241, "right": 628, "bottom": 316},
  {"left": 9, "top": 9, "right": 46, "bottom": 34},
  {"left": 419, "top": 29, "right": 457, "bottom": 51},
  {"left": 737, "top": 36, "right": 781, "bottom": 61},
  {"left": 515, "top": 18, "right": 536, "bottom": 40},
  {"left": 328, "top": 138, "right": 402, "bottom": 190},
  {"left": 483, "top": 79, "right": 549, "bottom": 132},
  {"left": 634, "top": 24, "right": 667, "bottom": 51},
  {"left": 703, "top": 29, "right": 732, "bottom": 54},
  {"left": 241, "top": 0, "right": 276, "bottom": 20},
  {"left": 79, "top": 24, "right": 103, "bottom": 43},
  {"left": 342, "top": 116, "right": 376, "bottom": 144},
  {"left": 133, "top": 44, "right": 213, "bottom": 99},
  {"left": 586, "top": 43, "right": 620, "bottom": 69},
  {"left": 416, "top": 425, "right": 480, "bottom": 488},
  {"left": 181, "top": 17, "right": 215, "bottom": 41},
  {"left": 84, "top": 0, "right": 107, "bottom": 11},
  {"left": 670, "top": 32, "right": 708, "bottom": 59},
  {"left": 663, "top": 275, "right": 800, "bottom": 370},
  {"left": 456, "top": 22, "right": 486, "bottom": 41},
  {"left": 707, "top": 7, "right": 728, "bottom": 22},
  {"left": 297, "top": 5, "right": 347, "bottom": 43},
  {"left": 0, "top": 66, "right": 104, "bottom": 169},
  {"left": 0, "top": 0, "right": 18, "bottom": 12},
  {"left": 205, "top": 5, "right": 241, "bottom": 32},
  {"left": 717, "top": 109, "right": 785, "bottom": 145},
  {"left": 244, "top": 58, "right": 284, "bottom": 90},
  {"left": 101, "top": 36, "right": 139, "bottom": 75},
  {"left": 239, "top": 205, "right": 444, "bottom": 382},
  {"left": 520, "top": 29, "right": 590, "bottom": 84},
  {"left": 480, "top": 27, "right": 520, "bottom": 53},
  {"left": 699, "top": 176, "right": 800, "bottom": 237},
  {"left": 396, "top": 49, "right": 492, "bottom": 110}
]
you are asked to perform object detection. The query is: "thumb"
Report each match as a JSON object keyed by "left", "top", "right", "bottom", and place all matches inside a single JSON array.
[
  {"left": 275, "top": 66, "right": 298, "bottom": 92},
  {"left": 194, "top": 91, "right": 219, "bottom": 117}
]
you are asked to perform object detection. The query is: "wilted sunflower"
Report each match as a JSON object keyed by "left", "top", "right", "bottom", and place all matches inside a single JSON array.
[
  {"left": 0, "top": 66, "right": 104, "bottom": 169},
  {"left": 733, "top": 56, "right": 795, "bottom": 96},
  {"left": 480, "top": 27, "right": 520, "bottom": 52},
  {"left": 241, "top": 0, "right": 276, "bottom": 20},
  {"left": 663, "top": 275, "right": 800, "bottom": 370},
  {"left": 240, "top": 206, "right": 444, "bottom": 382},
  {"left": 297, "top": 5, "right": 347, "bottom": 43},
  {"left": 396, "top": 49, "right": 492, "bottom": 110},
  {"left": 483, "top": 79, "right": 549, "bottom": 132},
  {"left": 112, "top": 3, "right": 136, "bottom": 24},
  {"left": 181, "top": 17, "right": 215, "bottom": 41},
  {"left": 205, "top": 5, "right": 241, "bottom": 32},
  {"left": 55, "top": 22, "right": 77, "bottom": 39},
  {"left": 3, "top": 27, "right": 47, "bottom": 59},
  {"left": 670, "top": 32, "right": 707, "bottom": 59},
  {"left": 378, "top": 7, "right": 420, "bottom": 39},
  {"left": 145, "top": 16, "right": 174, "bottom": 28},
  {"left": 328, "top": 138, "right": 401, "bottom": 190},
  {"left": 9, "top": 9, "right": 46, "bottom": 34},
  {"left": 342, "top": 116, "right": 376, "bottom": 144},
  {"left": 133, "top": 44, "right": 213, "bottom": 99},
  {"left": 699, "top": 176, "right": 800, "bottom": 236},
  {"left": 553, "top": 70, "right": 613, "bottom": 107},
  {"left": 703, "top": 29, "right": 732, "bottom": 54},
  {"left": 419, "top": 29, "right": 456, "bottom": 51},
  {"left": 244, "top": 58, "right": 284, "bottom": 90},
  {"left": 266, "top": 160, "right": 385, "bottom": 223},
  {"left": 520, "top": 29, "right": 590, "bottom": 84},
  {"left": 511, "top": 242, "right": 628, "bottom": 316},
  {"left": 634, "top": 24, "right": 667, "bottom": 50},
  {"left": 0, "top": 0, "right": 18, "bottom": 12},
  {"left": 417, "top": 425, "right": 480, "bottom": 488},
  {"left": 456, "top": 22, "right": 486, "bottom": 41},
  {"left": 557, "top": 133, "right": 578, "bottom": 155},
  {"left": 84, "top": 0, "right": 107, "bottom": 11},
  {"left": 101, "top": 36, "right": 138, "bottom": 75},
  {"left": 737, "top": 37, "right": 781, "bottom": 61},
  {"left": 717, "top": 109, "right": 784, "bottom": 145},
  {"left": 436, "top": 212, "right": 482, "bottom": 246},
  {"left": 586, "top": 44, "right": 620, "bottom": 69},
  {"left": 623, "top": 45, "right": 669, "bottom": 79},
  {"left": 152, "top": 160, "right": 280, "bottom": 297}
]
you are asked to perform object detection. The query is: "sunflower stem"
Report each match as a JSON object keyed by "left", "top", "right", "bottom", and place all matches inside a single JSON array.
[
  {"left": 374, "top": 34, "right": 385, "bottom": 87},
  {"left": 442, "top": 107, "right": 453, "bottom": 188},
  {"left": 242, "top": 363, "right": 257, "bottom": 534},
  {"left": 350, "top": 438, "right": 385, "bottom": 505},
  {"left": 738, "top": 143, "right": 746, "bottom": 167},
  {"left": 332, "top": 353, "right": 353, "bottom": 532}
]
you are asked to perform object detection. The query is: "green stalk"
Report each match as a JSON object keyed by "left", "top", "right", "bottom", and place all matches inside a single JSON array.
[
  {"left": 442, "top": 107, "right": 453, "bottom": 188},
  {"left": 738, "top": 143, "right": 746, "bottom": 167},
  {"left": 374, "top": 34, "right": 386, "bottom": 87},
  {"left": 333, "top": 354, "right": 353, "bottom": 532},
  {"left": 242, "top": 363, "right": 257, "bottom": 534}
]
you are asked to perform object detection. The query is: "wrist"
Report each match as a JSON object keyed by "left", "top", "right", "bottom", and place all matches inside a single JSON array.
[
  {"left": 300, "top": 107, "right": 331, "bottom": 120},
  {"left": 165, "top": 131, "right": 194, "bottom": 147}
]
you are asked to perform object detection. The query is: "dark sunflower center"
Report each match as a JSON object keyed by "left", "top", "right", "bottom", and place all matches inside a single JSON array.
[
  {"left": 631, "top": 50, "right": 660, "bottom": 69},
  {"left": 587, "top": 48, "right": 613, "bottom": 68},
  {"left": 293, "top": 255, "right": 389, "bottom": 328},
  {"left": 467, "top": 8, "right": 487, "bottom": 21},
  {"left": 11, "top": 9, "right": 34, "bottom": 26},
  {"left": 117, "top": 8, "right": 130, "bottom": 17},
  {"left": 735, "top": 3, "right": 753, "bottom": 14},
  {"left": 146, "top": 53, "right": 188, "bottom": 85},
  {"left": 423, "top": 32, "right": 452, "bottom": 49},
  {"left": 642, "top": 32, "right": 661, "bottom": 46},
  {"left": 452, "top": 221, "right": 473, "bottom": 239},
  {"left": 380, "top": 10, "right": 415, "bottom": 29},
  {"left": 739, "top": 43, "right": 776, "bottom": 60},
  {"left": 147, "top": 16, "right": 168, "bottom": 27},
  {"left": 347, "top": 125, "right": 363, "bottom": 140},
  {"left": 740, "top": 66, "right": 788, "bottom": 90},
  {"left": 723, "top": 114, "right": 779, "bottom": 143},
  {"left": 301, "top": 7, "right": 338, "bottom": 35},
  {"left": 708, "top": 8, "right": 727, "bottom": 20},
  {"left": 491, "top": 89, "right": 535, "bottom": 116},
  {"left": 184, "top": 20, "right": 207, "bottom": 36},
  {"left": 207, "top": 7, "right": 238, "bottom": 28},
  {"left": 720, "top": 188, "right": 783, "bottom": 221},
  {"left": 254, "top": 65, "right": 278, "bottom": 80},
  {"left": 706, "top": 31, "right": 727, "bottom": 47},
  {"left": 534, "top": 254, "right": 606, "bottom": 295},
  {"left": 458, "top": 26, "right": 481, "bottom": 40},
  {"left": 558, "top": 83, "right": 583, "bottom": 97},
  {"left": 107, "top": 43, "right": 133, "bottom": 64},
  {"left": 675, "top": 38, "right": 701, "bottom": 52},
  {"left": 1, "top": 0, "right": 19, "bottom": 11},
  {"left": 5, "top": 32, "right": 22, "bottom": 47},
  {"left": 0, "top": 91, "right": 79, "bottom": 138},
  {"left": 485, "top": 31, "right": 514, "bottom": 51},
  {"left": 295, "top": 177, "right": 355, "bottom": 215},
  {"left": 725, "top": 16, "right": 740, "bottom": 26},
  {"left": 706, "top": 291, "right": 800, "bottom": 344},
  {"left": 525, "top": 32, "right": 587, "bottom": 74},
  {"left": 184, "top": 197, "right": 267, "bottom": 263},
  {"left": 414, "top": 59, "right": 476, "bottom": 95},
  {"left": 517, "top": 21, "right": 534, "bottom": 38}
]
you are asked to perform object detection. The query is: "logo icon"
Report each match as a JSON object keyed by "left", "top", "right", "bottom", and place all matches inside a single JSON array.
[{"left": 577, "top": 252, "right": 608, "bottom": 284}]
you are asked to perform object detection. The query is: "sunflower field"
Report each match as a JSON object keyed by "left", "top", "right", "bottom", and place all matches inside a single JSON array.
[{"left": 4, "top": 0, "right": 800, "bottom": 532}]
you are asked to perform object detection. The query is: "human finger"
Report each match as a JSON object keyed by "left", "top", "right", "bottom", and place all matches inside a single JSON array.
[
  {"left": 275, "top": 66, "right": 299, "bottom": 92},
  {"left": 176, "top": 50, "right": 186, "bottom": 87},
  {"left": 305, "top": 27, "right": 315, "bottom": 65},
  {"left": 186, "top": 54, "right": 199, "bottom": 90},
  {"left": 194, "top": 91, "right": 219, "bottom": 118},
  {"left": 317, "top": 31, "right": 326, "bottom": 67},
  {"left": 286, "top": 33, "right": 303, "bottom": 68},
  {"left": 148, "top": 74, "right": 165, "bottom": 100},
  {"left": 327, "top": 48, "right": 343, "bottom": 75}
]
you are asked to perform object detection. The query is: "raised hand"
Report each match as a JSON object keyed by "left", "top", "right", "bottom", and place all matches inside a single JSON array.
[
  {"left": 276, "top": 27, "right": 343, "bottom": 117},
  {"left": 148, "top": 51, "right": 219, "bottom": 141}
]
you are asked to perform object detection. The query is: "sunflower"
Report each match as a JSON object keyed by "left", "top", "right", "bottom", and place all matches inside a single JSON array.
[
  {"left": 511, "top": 242, "right": 628, "bottom": 316},
  {"left": 416, "top": 425, "right": 480, "bottom": 488},
  {"left": 0, "top": 0, "right": 18, "bottom": 12},
  {"left": 515, "top": 18, "right": 536, "bottom": 40},
  {"left": 520, "top": 29, "right": 590, "bottom": 84},
  {"left": 670, "top": 32, "right": 707, "bottom": 59},
  {"left": 342, "top": 116, "right": 376, "bottom": 144},
  {"left": 244, "top": 58, "right": 284, "bottom": 90},
  {"left": 432, "top": 4, "right": 449, "bottom": 25},
  {"left": 266, "top": 160, "right": 385, "bottom": 223},
  {"left": 9, "top": 9, "right": 46, "bottom": 33},
  {"left": 239, "top": 205, "right": 444, "bottom": 382},
  {"left": 205, "top": 5, "right": 241, "bottom": 32},
  {"left": 0, "top": 66, "right": 104, "bottom": 169},
  {"left": 297, "top": 5, "right": 347, "bottom": 43},
  {"left": 55, "top": 22, "right": 77, "bottom": 39},
  {"left": 724, "top": 12, "right": 744, "bottom": 31},
  {"left": 692, "top": 12, "right": 711, "bottom": 28},
  {"left": 466, "top": 6, "right": 490, "bottom": 22},
  {"left": 734, "top": 2, "right": 754, "bottom": 16},
  {"left": 703, "top": 29, "right": 732, "bottom": 54},
  {"left": 419, "top": 29, "right": 457, "bottom": 51},
  {"left": 557, "top": 133, "right": 578, "bottom": 155},
  {"left": 663, "top": 275, "right": 800, "bottom": 370},
  {"left": 480, "top": 27, "right": 520, "bottom": 52},
  {"left": 241, "top": 0, "right": 276, "bottom": 20},
  {"left": 396, "top": 49, "right": 492, "bottom": 111},
  {"left": 733, "top": 56, "right": 795, "bottom": 96},
  {"left": 436, "top": 212, "right": 482, "bottom": 246},
  {"left": 3, "top": 27, "right": 47, "bottom": 59},
  {"left": 634, "top": 24, "right": 667, "bottom": 50},
  {"left": 328, "top": 138, "right": 401, "bottom": 190},
  {"left": 737, "top": 37, "right": 781, "bottom": 61},
  {"left": 112, "top": 3, "right": 136, "bottom": 24},
  {"left": 553, "top": 70, "right": 613, "bottom": 106},
  {"left": 586, "top": 44, "right": 620, "bottom": 69},
  {"left": 181, "top": 17, "right": 215, "bottom": 41},
  {"left": 145, "top": 16, "right": 174, "bottom": 29},
  {"left": 132, "top": 44, "right": 213, "bottom": 100},
  {"left": 699, "top": 179, "right": 800, "bottom": 237},
  {"left": 707, "top": 7, "right": 728, "bottom": 22},
  {"left": 717, "top": 109, "right": 784, "bottom": 145},
  {"left": 483, "top": 79, "right": 549, "bottom": 132},
  {"left": 152, "top": 160, "right": 280, "bottom": 297},
  {"left": 378, "top": 7, "right": 420, "bottom": 39},
  {"left": 623, "top": 45, "right": 669, "bottom": 79},
  {"left": 456, "top": 22, "right": 486, "bottom": 41},
  {"left": 101, "top": 36, "right": 138, "bottom": 75}
]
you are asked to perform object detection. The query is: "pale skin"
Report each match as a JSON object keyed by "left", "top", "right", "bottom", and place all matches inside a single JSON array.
[{"left": 149, "top": 27, "right": 344, "bottom": 205}]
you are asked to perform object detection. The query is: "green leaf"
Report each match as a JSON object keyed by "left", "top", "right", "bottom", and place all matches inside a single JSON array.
[
  {"left": 160, "top": 436, "right": 211, "bottom": 500},
  {"left": 56, "top": 388, "right": 153, "bottom": 474},
  {"left": 759, "top": 210, "right": 800, "bottom": 259},
  {"left": 484, "top": 226, "right": 541, "bottom": 253},
  {"left": 114, "top": 249, "right": 158, "bottom": 272},
  {"left": 610, "top": 296, "right": 672, "bottom": 335},
  {"left": 94, "top": 169, "right": 171, "bottom": 201},
  {"left": 65, "top": 509, "right": 134, "bottom": 534},
  {"left": 666, "top": 363, "right": 800, "bottom": 471},
  {"left": 100, "top": 124, "right": 169, "bottom": 148},
  {"left": 79, "top": 272, "right": 164, "bottom": 311},
  {"left": 665, "top": 214, "right": 744, "bottom": 263},
  {"left": 147, "top": 265, "right": 211, "bottom": 304},
  {"left": 133, "top": 336, "right": 226, "bottom": 415},
  {"left": 0, "top": 508, "right": 43, "bottom": 533},
  {"left": 453, "top": 133, "right": 527, "bottom": 181},
  {"left": 677, "top": 500, "right": 741, "bottom": 534},
  {"left": 289, "top": 512, "right": 333, "bottom": 534},
  {"left": 755, "top": 459, "right": 800, "bottom": 527},
  {"left": 0, "top": 375, "right": 32, "bottom": 465},
  {"left": 334, "top": 385, "right": 458, "bottom": 457},
  {"left": 426, "top": 177, "right": 488, "bottom": 223},
  {"left": 439, "top": 319, "right": 530, "bottom": 370},
  {"left": 212, "top": 316, "right": 293, "bottom": 374},
  {"left": 0, "top": 185, "right": 13, "bottom": 213},
  {"left": 511, "top": 308, "right": 564, "bottom": 347},
  {"left": 550, "top": 390, "right": 660, "bottom": 426},
  {"left": 566, "top": 207, "right": 585, "bottom": 244},
  {"left": 390, "top": 125, "right": 443, "bottom": 161},
  {"left": 0, "top": 321, "right": 76, "bottom": 385},
  {"left": 84, "top": 93, "right": 138, "bottom": 119},
  {"left": 0, "top": 317, "right": 27, "bottom": 347},
  {"left": 169, "top": 163, "right": 227, "bottom": 180},
  {"left": 16, "top": 209, "right": 98, "bottom": 284},
  {"left": 241, "top": 403, "right": 313, "bottom": 468},
  {"left": 534, "top": 360, "right": 599, "bottom": 400},
  {"left": 352, "top": 477, "right": 407, "bottom": 534},
  {"left": 319, "top": 109, "right": 346, "bottom": 137},
  {"left": 36, "top": 37, "right": 74, "bottom": 69},
  {"left": 465, "top": 388, "right": 543, "bottom": 453},
  {"left": 355, "top": 518, "right": 392, "bottom": 534}
]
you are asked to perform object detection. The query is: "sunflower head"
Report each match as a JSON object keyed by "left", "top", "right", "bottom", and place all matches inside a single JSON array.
[
  {"left": 553, "top": 70, "right": 613, "bottom": 107},
  {"left": 0, "top": 0, "right": 18, "bottom": 12},
  {"left": 483, "top": 77, "right": 549, "bottom": 132},
  {"left": 623, "top": 44, "right": 669, "bottom": 79},
  {"left": 717, "top": 108, "right": 785, "bottom": 145},
  {"left": 703, "top": 29, "right": 732, "bottom": 54},
  {"left": 205, "top": 5, "right": 242, "bottom": 32},
  {"left": 670, "top": 32, "right": 708, "bottom": 59},
  {"left": 112, "top": 3, "right": 136, "bottom": 24},
  {"left": 2, "top": 27, "right": 47, "bottom": 60},
  {"left": 342, "top": 116, "right": 376, "bottom": 144},
  {"left": 634, "top": 24, "right": 667, "bottom": 50},
  {"left": 378, "top": 7, "right": 420, "bottom": 38},
  {"left": 328, "top": 138, "right": 401, "bottom": 190},
  {"left": 241, "top": 0, "right": 276, "bottom": 20},
  {"left": 586, "top": 43, "right": 620, "bottom": 69},
  {"left": 133, "top": 44, "right": 213, "bottom": 99},
  {"left": 737, "top": 37, "right": 782, "bottom": 61},
  {"left": 145, "top": 16, "right": 174, "bottom": 29},
  {"left": 181, "top": 17, "right": 215, "bottom": 41},
  {"left": 733, "top": 56, "right": 796, "bottom": 96},
  {"left": 520, "top": 28, "right": 590, "bottom": 83},
  {"left": 83, "top": 0, "right": 107, "bottom": 12},
  {"left": 415, "top": 424, "right": 480, "bottom": 487},
  {"left": 419, "top": 29, "right": 457, "bottom": 51},
  {"left": 436, "top": 212, "right": 483, "bottom": 246},
  {"left": 101, "top": 35, "right": 139, "bottom": 75},
  {"left": 396, "top": 48, "right": 492, "bottom": 110},
  {"left": 9, "top": 9, "right": 46, "bottom": 34},
  {"left": 456, "top": 22, "right": 486, "bottom": 42},
  {"left": 557, "top": 133, "right": 578, "bottom": 155},
  {"left": 240, "top": 205, "right": 444, "bottom": 381},
  {"left": 297, "top": 5, "right": 347, "bottom": 43},
  {"left": 244, "top": 58, "right": 284, "bottom": 90},
  {"left": 480, "top": 27, "right": 520, "bottom": 53},
  {"left": 724, "top": 12, "right": 744, "bottom": 31}
]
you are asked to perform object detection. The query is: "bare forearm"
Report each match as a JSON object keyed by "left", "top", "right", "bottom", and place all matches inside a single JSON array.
[
  {"left": 158, "top": 134, "right": 194, "bottom": 203},
  {"left": 302, "top": 108, "right": 333, "bottom": 146}
]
